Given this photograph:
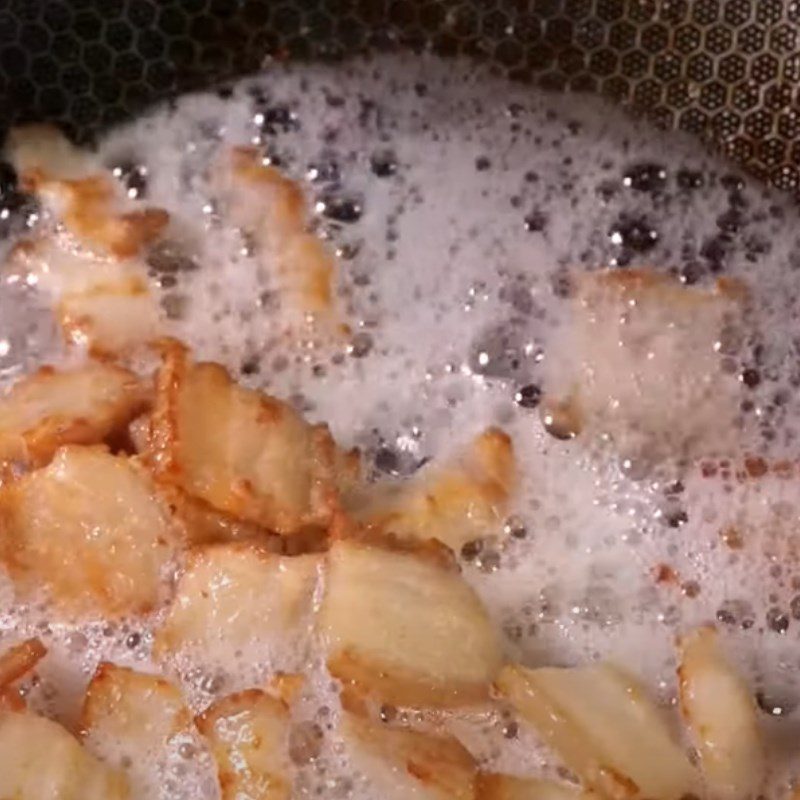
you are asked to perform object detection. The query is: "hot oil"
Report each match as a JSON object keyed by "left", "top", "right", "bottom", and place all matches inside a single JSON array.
[{"left": 2, "top": 53, "right": 800, "bottom": 796}]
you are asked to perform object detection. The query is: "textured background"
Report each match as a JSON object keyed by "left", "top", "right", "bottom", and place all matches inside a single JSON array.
[{"left": 1, "top": 0, "right": 800, "bottom": 194}]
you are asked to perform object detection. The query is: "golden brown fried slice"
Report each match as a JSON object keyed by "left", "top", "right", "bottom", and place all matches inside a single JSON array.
[
  {"left": 196, "top": 689, "right": 291, "bottom": 800},
  {"left": 28, "top": 173, "right": 168, "bottom": 259},
  {"left": 154, "top": 542, "right": 319, "bottom": 673},
  {"left": 355, "top": 427, "right": 516, "bottom": 551},
  {"left": 219, "top": 146, "right": 343, "bottom": 332},
  {"left": 477, "top": 775, "right": 598, "bottom": 800},
  {"left": 497, "top": 663, "right": 699, "bottom": 800},
  {"left": 340, "top": 711, "right": 477, "bottom": 800},
  {"left": 0, "top": 637, "right": 46, "bottom": 712},
  {"left": 320, "top": 537, "right": 503, "bottom": 708},
  {"left": 542, "top": 268, "right": 743, "bottom": 456},
  {"left": 0, "top": 446, "right": 177, "bottom": 616},
  {"left": 0, "top": 362, "right": 147, "bottom": 472},
  {"left": 677, "top": 627, "right": 764, "bottom": 800},
  {"left": 0, "top": 709, "right": 129, "bottom": 799},
  {"left": 148, "top": 340, "right": 356, "bottom": 535},
  {"left": 81, "top": 663, "right": 209, "bottom": 800}
]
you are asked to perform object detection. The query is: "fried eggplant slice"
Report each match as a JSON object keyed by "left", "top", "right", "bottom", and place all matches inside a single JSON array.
[
  {"left": 0, "top": 709, "right": 129, "bottom": 799},
  {"left": 356, "top": 427, "right": 516, "bottom": 551},
  {"left": 320, "top": 537, "right": 503, "bottom": 708},
  {"left": 196, "top": 689, "right": 291, "bottom": 800},
  {"left": 477, "top": 775, "right": 596, "bottom": 800},
  {"left": 82, "top": 663, "right": 212, "bottom": 800},
  {"left": 340, "top": 711, "right": 477, "bottom": 800},
  {"left": 0, "top": 446, "right": 177, "bottom": 616},
  {"left": 497, "top": 663, "right": 699, "bottom": 800},
  {"left": 542, "top": 269, "right": 742, "bottom": 456},
  {"left": 154, "top": 543, "right": 319, "bottom": 673},
  {"left": 0, "top": 362, "right": 147, "bottom": 471},
  {"left": 219, "top": 146, "right": 342, "bottom": 331},
  {"left": 149, "top": 340, "right": 354, "bottom": 535},
  {"left": 677, "top": 627, "right": 764, "bottom": 800}
]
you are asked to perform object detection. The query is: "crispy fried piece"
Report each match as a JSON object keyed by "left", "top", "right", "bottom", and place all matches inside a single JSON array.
[
  {"left": 29, "top": 173, "right": 168, "bottom": 259},
  {"left": 7, "top": 125, "right": 168, "bottom": 259},
  {"left": 196, "top": 689, "right": 291, "bottom": 800},
  {"left": 0, "top": 638, "right": 46, "bottom": 690},
  {"left": 148, "top": 340, "right": 355, "bottom": 535},
  {"left": 320, "top": 537, "right": 503, "bottom": 708},
  {"left": 153, "top": 543, "right": 319, "bottom": 671},
  {"left": 0, "top": 709, "right": 129, "bottom": 798},
  {"left": 8, "top": 234, "right": 135, "bottom": 294},
  {"left": 677, "top": 626, "right": 764, "bottom": 800},
  {"left": 355, "top": 427, "right": 516, "bottom": 551},
  {"left": 340, "top": 711, "right": 477, "bottom": 800},
  {"left": 0, "top": 637, "right": 46, "bottom": 712},
  {"left": 0, "top": 446, "right": 177, "bottom": 616},
  {"left": 0, "top": 362, "right": 147, "bottom": 472},
  {"left": 497, "top": 663, "right": 699, "bottom": 800},
  {"left": 477, "top": 775, "right": 597, "bottom": 800},
  {"left": 81, "top": 663, "right": 204, "bottom": 799},
  {"left": 220, "top": 147, "right": 342, "bottom": 331},
  {"left": 543, "top": 268, "right": 742, "bottom": 456}
]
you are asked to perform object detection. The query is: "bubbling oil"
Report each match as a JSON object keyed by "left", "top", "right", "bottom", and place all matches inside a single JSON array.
[{"left": 3, "top": 53, "right": 800, "bottom": 797}]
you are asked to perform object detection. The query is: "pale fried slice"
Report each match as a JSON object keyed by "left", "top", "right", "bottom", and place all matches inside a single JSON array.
[
  {"left": 0, "top": 362, "right": 147, "bottom": 470},
  {"left": 227, "top": 146, "right": 307, "bottom": 242},
  {"left": 196, "top": 689, "right": 291, "bottom": 800},
  {"left": 0, "top": 637, "right": 46, "bottom": 712},
  {"left": 6, "top": 235, "right": 163, "bottom": 356},
  {"left": 148, "top": 340, "right": 352, "bottom": 535},
  {"left": 477, "top": 775, "right": 595, "bottom": 800},
  {"left": 320, "top": 537, "right": 503, "bottom": 708},
  {"left": 0, "top": 446, "right": 177, "bottom": 616},
  {"left": 0, "top": 710, "right": 129, "bottom": 799},
  {"left": 542, "top": 269, "right": 742, "bottom": 456},
  {"left": 219, "top": 147, "right": 342, "bottom": 331},
  {"left": 340, "top": 711, "right": 477, "bottom": 800},
  {"left": 8, "top": 234, "right": 138, "bottom": 295},
  {"left": 277, "top": 233, "right": 336, "bottom": 318},
  {"left": 81, "top": 663, "right": 210, "bottom": 800},
  {"left": 5, "top": 123, "right": 97, "bottom": 180},
  {"left": 677, "top": 626, "right": 764, "bottom": 800},
  {"left": 58, "top": 277, "right": 161, "bottom": 357},
  {"left": 356, "top": 427, "right": 516, "bottom": 551},
  {"left": 497, "top": 663, "right": 699, "bottom": 800},
  {"left": 154, "top": 543, "right": 319, "bottom": 672}
]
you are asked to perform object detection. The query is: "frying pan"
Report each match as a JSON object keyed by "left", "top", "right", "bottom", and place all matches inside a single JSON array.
[{"left": 0, "top": 0, "right": 799, "bottom": 196}]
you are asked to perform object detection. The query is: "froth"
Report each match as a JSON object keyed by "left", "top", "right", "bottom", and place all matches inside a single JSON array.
[{"left": 3, "top": 53, "right": 800, "bottom": 796}]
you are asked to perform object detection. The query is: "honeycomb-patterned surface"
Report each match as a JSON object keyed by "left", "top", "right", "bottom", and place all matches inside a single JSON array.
[{"left": 1, "top": 0, "right": 800, "bottom": 195}]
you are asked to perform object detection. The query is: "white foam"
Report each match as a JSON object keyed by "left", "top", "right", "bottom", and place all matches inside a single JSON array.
[{"left": 3, "top": 53, "right": 800, "bottom": 796}]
